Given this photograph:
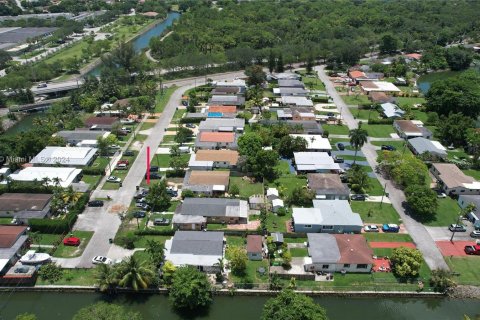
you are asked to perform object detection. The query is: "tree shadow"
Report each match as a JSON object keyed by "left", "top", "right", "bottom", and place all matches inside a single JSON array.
[
  {"left": 401, "top": 201, "right": 437, "bottom": 224},
  {"left": 172, "top": 305, "right": 211, "bottom": 319}
]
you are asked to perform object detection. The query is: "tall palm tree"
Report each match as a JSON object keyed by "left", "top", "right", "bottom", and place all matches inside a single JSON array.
[
  {"left": 349, "top": 123, "right": 368, "bottom": 165},
  {"left": 118, "top": 256, "right": 156, "bottom": 291},
  {"left": 95, "top": 264, "right": 118, "bottom": 294}
]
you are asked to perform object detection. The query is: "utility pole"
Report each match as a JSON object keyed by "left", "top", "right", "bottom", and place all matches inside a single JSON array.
[{"left": 450, "top": 215, "right": 462, "bottom": 243}]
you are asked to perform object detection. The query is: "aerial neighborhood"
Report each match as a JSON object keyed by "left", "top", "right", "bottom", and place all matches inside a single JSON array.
[{"left": 0, "top": 0, "right": 479, "bottom": 318}]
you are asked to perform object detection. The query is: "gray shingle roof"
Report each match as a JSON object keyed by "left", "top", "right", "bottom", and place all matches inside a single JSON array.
[
  {"left": 409, "top": 137, "right": 447, "bottom": 157},
  {"left": 170, "top": 231, "right": 224, "bottom": 256},
  {"left": 307, "top": 233, "right": 340, "bottom": 263},
  {"left": 178, "top": 198, "right": 247, "bottom": 218}
]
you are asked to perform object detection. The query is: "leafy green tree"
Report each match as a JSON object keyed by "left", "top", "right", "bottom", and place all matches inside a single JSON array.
[
  {"left": 15, "top": 313, "right": 37, "bottom": 320},
  {"left": 38, "top": 263, "right": 63, "bottom": 284},
  {"left": 466, "top": 128, "right": 480, "bottom": 165},
  {"left": 287, "top": 186, "right": 314, "bottom": 207},
  {"left": 117, "top": 256, "right": 156, "bottom": 291},
  {"left": 169, "top": 155, "right": 188, "bottom": 172},
  {"left": 73, "top": 302, "right": 142, "bottom": 320},
  {"left": 268, "top": 50, "right": 275, "bottom": 73},
  {"left": 436, "top": 113, "right": 475, "bottom": 147},
  {"left": 227, "top": 246, "right": 248, "bottom": 275},
  {"left": 174, "top": 127, "right": 193, "bottom": 145},
  {"left": 95, "top": 263, "right": 118, "bottom": 294},
  {"left": 238, "top": 132, "right": 263, "bottom": 157},
  {"left": 306, "top": 55, "right": 314, "bottom": 73},
  {"left": 378, "top": 152, "right": 428, "bottom": 189},
  {"left": 429, "top": 269, "right": 456, "bottom": 292},
  {"left": 248, "top": 150, "right": 279, "bottom": 180},
  {"left": 405, "top": 185, "right": 438, "bottom": 219},
  {"left": 145, "top": 180, "right": 171, "bottom": 211},
  {"left": 261, "top": 290, "right": 328, "bottom": 320},
  {"left": 281, "top": 250, "right": 292, "bottom": 268},
  {"left": 445, "top": 46, "right": 473, "bottom": 71},
  {"left": 169, "top": 266, "right": 212, "bottom": 311},
  {"left": 0, "top": 50, "right": 12, "bottom": 69},
  {"left": 347, "top": 164, "right": 370, "bottom": 194},
  {"left": 161, "top": 260, "right": 176, "bottom": 286},
  {"left": 390, "top": 247, "right": 423, "bottom": 278},
  {"left": 145, "top": 239, "right": 165, "bottom": 268},
  {"left": 276, "top": 53, "right": 284, "bottom": 72},
  {"left": 379, "top": 34, "right": 399, "bottom": 54},
  {"left": 245, "top": 64, "right": 266, "bottom": 87},
  {"left": 349, "top": 124, "right": 368, "bottom": 165},
  {"left": 278, "top": 136, "right": 307, "bottom": 159}
]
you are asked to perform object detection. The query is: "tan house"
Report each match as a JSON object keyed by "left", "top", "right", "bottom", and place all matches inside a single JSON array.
[
  {"left": 188, "top": 150, "right": 239, "bottom": 170},
  {"left": 182, "top": 170, "right": 230, "bottom": 195},
  {"left": 431, "top": 163, "right": 480, "bottom": 195}
]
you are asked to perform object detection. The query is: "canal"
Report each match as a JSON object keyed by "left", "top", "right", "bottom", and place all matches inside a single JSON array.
[
  {"left": 417, "top": 66, "right": 480, "bottom": 94},
  {"left": 0, "top": 292, "right": 478, "bottom": 320}
]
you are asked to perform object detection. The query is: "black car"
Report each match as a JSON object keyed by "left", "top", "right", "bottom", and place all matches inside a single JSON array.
[
  {"left": 145, "top": 173, "right": 161, "bottom": 179},
  {"left": 154, "top": 218, "right": 171, "bottom": 226},
  {"left": 351, "top": 194, "right": 366, "bottom": 201},
  {"left": 124, "top": 150, "right": 134, "bottom": 156},
  {"left": 133, "top": 211, "right": 146, "bottom": 218},
  {"left": 337, "top": 143, "right": 345, "bottom": 151},
  {"left": 149, "top": 166, "right": 159, "bottom": 172},
  {"left": 381, "top": 145, "right": 396, "bottom": 151},
  {"left": 334, "top": 156, "right": 344, "bottom": 163},
  {"left": 185, "top": 124, "right": 196, "bottom": 128},
  {"left": 88, "top": 200, "right": 104, "bottom": 207}
]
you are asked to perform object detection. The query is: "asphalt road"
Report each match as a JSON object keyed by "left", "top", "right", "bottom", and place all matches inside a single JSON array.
[
  {"left": 54, "top": 70, "right": 245, "bottom": 268},
  {"left": 316, "top": 65, "right": 449, "bottom": 270}
]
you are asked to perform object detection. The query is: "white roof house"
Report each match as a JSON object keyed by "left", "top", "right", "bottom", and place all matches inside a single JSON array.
[
  {"left": 293, "top": 152, "right": 341, "bottom": 172},
  {"left": 361, "top": 81, "right": 401, "bottom": 93},
  {"left": 8, "top": 167, "right": 82, "bottom": 188},
  {"left": 380, "top": 103, "right": 405, "bottom": 118},
  {"left": 281, "top": 96, "right": 314, "bottom": 107},
  {"left": 30, "top": 147, "right": 97, "bottom": 166},
  {"left": 271, "top": 199, "right": 284, "bottom": 213},
  {"left": 266, "top": 188, "right": 279, "bottom": 200},
  {"left": 214, "top": 79, "right": 246, "bottom": 88},
  {"left": 408, "top": 138, "right": 447, "bottom": 158},
  {"left": 290, "top": 134, "right": 331, "bottom": 151}
]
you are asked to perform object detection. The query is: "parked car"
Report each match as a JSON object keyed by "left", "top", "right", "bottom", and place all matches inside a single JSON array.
[
  {"left": 92, "top": 256, "right": 113, "bottom": 265},
  {"left": 154, "top": 218, "right": 171, "bottom": 226},
  {"left": 470, "top": 230, "right": 480, "bottom": 238},
  {"left": 124, "top": 150, "right": 134, "bottom": 156},
  {"left": 449, "top": 224, "right": 467, "bottom": 232},
  {"left": 121, "top": 127, "right": 132, "bottom": 133},
  {"left": 382, "top": 224, "right": 400, "bottom": 233},
  {"left": 327, "top": 112, "right": 335, "bottom": 117},
  {"left": 133, "top": 211, "right": 146, "bottom": 218},
  {"left": 149, "top": 166, "right": 159, "bottom": 172},
  {"left": 337, "top": 143, "right": 345, "bottom": 151},
  {"left": 107, "top": 176, "right": 121, "bottom": 183},
  {"left": 351, "top": 194, "right": 366, "bottom": 201},
  {"left": 464, "top": 245, "right": 480, "bottom": 255},
  {"left": 88, "top": 200, "right": 104, "bottom": 207},
  {"left": 118, "top": 159, "right": 129, "bottom": 165},
  {"left": 134, "top": 188, "right": 149, "bottom": 199},
  {"left": 145, "top": 173, "right": 161, "bottom": 179},
  {"left": 135, "top": 203, "right": 150, "bottom": 210},
  {"left": 185, "top": 124, "right": 196, "bottom": 128},
  {"left": 381, "top": 145, "right": 396, "bottom": 151},
  {"left": 364, "top": 225, "right": 379, "bottom": 232},
  {"left": 333, "top": 156, "right": 344, "bottom": 163},
  {"left": 120, "top": 118, "right": 135, "bottom": 124},
  {"left": 63, "top": 237, "right": 81, "bottom": 246},
  {"left": 109, "top": 144, "right": 121, "bottom": 149},
  {"left": 166, "top": 186, "right": 178, "bottom": 196},
  {"left": 116, "top": 163, "right": 128, "bottom": 170},
  {"left": 36, "top": 83, "right": 47, "bottom": 88}
]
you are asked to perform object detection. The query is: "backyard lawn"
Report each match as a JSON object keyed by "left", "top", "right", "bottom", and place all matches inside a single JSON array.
[
  {"left": 395, "top": 97, "right": 426, "bottom": 108},
  {"left": 36, "top": 268, "right": 97, "bottom": 286},
  {"left": 53, "top": 231, "right": 94, "bottom": 258},
  {"left": 289, "top": 247, "right": 308, "bottom": 257},
  {"left": 152, "top": 154, "right": 190, "bottom": 168},
  {"left": 350, "top": 107, "right": 380, "bottom": 120},
  {"left": 230, "top": 259, "right": 270, "bottom": 285},
  {"left": 462, "top": 169, "right": 480, "bottom": 181},
  {"left": 275, "top": 160, "right": 292, "bottom": 176},
  {"left": 362, "top": 124, "right": 395, "bottom": 138},
  {"left": 341, "top": 94, "right": 370, "bottom": 105},
  {"left": 267, "top": 175, "right": 307, "bottom": 199},
  {"left": 323, "top": 124, "right": 350, "bottom": 135},
  {"left": 229, "top": 176, "right": 264, "bottom": 198},
  {"left": 423, "top": 197, "right": 461, "bottom": 227},
  {"left": 302, "top": 75, "right": 326, "bottom": 91},
  {"left": 445, "top": 256, "right": 480, "bottom": 285},
  {"left": 371, "top": 141, "right": 410, "bottom": 155},
  {"left": 350, "top": 202, "right": 401, "bottom": 224},
  {"left": 363, "top": 233, "right": 413, "bottom": 242}
]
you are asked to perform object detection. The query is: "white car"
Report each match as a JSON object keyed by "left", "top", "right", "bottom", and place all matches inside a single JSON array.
[
  {"left": 470, "top": 230, "right": 480, "bottom": 238},
  {"left": 107, "top": 176, "right": 121, "bottom": 183},
  {"left": 437, "top": 192, "right": 447, "bottom": 198},
  {"left": 364, "top": 225, "right": 379, "bottom": 232},
  {"left": 92, "top": 256, "right": 113, "bottom": 265},
  {"left": 109, "top": 144, "right": 121, "bottom": 149}
]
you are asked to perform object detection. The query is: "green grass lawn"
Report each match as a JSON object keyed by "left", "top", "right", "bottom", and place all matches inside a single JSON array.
[
  {"left": 152, "top": 154, "right": 190, "bottom": 168},
  {"left": 371, "top": 141, "right": 411, "bottom": 155},
  {"left": 267, "top": 175, "right": 307, "bottom": 199},
  {"left": 445, "top": 256, "right": 480, "bottom": 285},
  {"left": 275, "top": 160, "right": 291, "bottom": 176},
  {"left": 140, "top": 122, "right": 156, "bottom": 131},
  {"left": 302, "top": 76, "right": 326, "bottom": 91},
  {"left": 172, "top": 109, "right": 186, "bottom": 120},
  {"left": 363, "top": 233, "right": 413, "bottom": 242},
  {"left": 90, "top": 157, "right": 110, "bottom": 170},
  {"left": 266, "top": 210, "right": 292, "bottom": 233},
  {"left": 447, "top": 149, "right": 470, "bottom": 161},
  {"left": 284, "top": 237, "right": 307, "bottom": 243},
  {"left": 0, "top": 217, "right": 13, "bottom": 224},
  {"left": 423, "top": 197, "right": 461, "bottom": 226},
  {"left": 341, "top": 95, "right": 370, "bottom": 105},
  {"left": 42, "top": 40, "right": 90, "bottom": 65},
  {"left": 29, "top": 233, "right": 63, "bottom": 245},
  {"left": 350, "top": 107, "right": 381, "bottom": 120},
  {"left": 155, "top": 86, "right": 177, "bottom": 112},
  {"left": 230, "top": 259, "right": 270, "bottom": 284},
  {"left": 323, "top": 124, "right": 350, "bottom": 135},
  {"left": 395, "top": 97, "right": 426, "bottom": 108},
  {"left": 229, "top": 176, "right": 264, "bottom": 198},
  {"left": 367, "top": 177, "right": 386, "bottom": 196},
  {"left": 350, "top": 202, "right": 401, "bottom": 224},
  {"left": 362, "top": 124, "right": 395, "bottom": 138},
  {"left": 53, "top": 231, "right": 94, "bottom": 258},
  {"left": 36, "top": 268, "right": 97, "bottom": 286},
  {"left": 161, "top": 135, "right": 176, "bottom": 144},
  {"left": 81, "top": 175, "right": 101, "bottom": 188},
  {"left": 340, "top": 155, "right": 367, "bottom": 161},
  {"left": 133, "top": 235, "right": 171, "bottom": 248},
  {"left": 462, "top": 169, "right": 480, "bottom": 181},
  {"left": 289, "top": 247, "right": 308, "bottom": 257}
]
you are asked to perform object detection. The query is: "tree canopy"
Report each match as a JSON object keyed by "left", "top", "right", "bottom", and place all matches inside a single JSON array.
[
  {"left": 261, "top": 290, "right": 328, "bottom": 320},
  {"left": 390, "top": 247, "right": 423, "bottom": 278},
  {"left": 169, "top": 266, "right": 212, "bottom": 311}
]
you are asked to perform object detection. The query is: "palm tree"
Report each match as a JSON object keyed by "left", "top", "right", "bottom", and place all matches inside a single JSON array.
[
  {"left": 118, "top": 256, "right": 156, "bottom": 291},
  {"left": 96, "top": 264, "right": 118, "bottom": 294},
  {"left": 349, "top": 123, "right": 368, "bottom": 165}
]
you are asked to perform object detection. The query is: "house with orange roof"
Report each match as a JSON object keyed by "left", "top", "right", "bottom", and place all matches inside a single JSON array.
[{"left": 195, "top": 131, "right": 238, "bottom": 150}]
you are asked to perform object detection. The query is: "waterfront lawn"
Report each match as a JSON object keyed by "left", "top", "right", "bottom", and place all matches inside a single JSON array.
[
  {"left": 53, "top": 231, "right": 94, "bottom": 258},
  {"left": 36, "top": 268, "right": 96, "bottom": 286},
  {"left": 396, "top": 97, "right": 426, "bottom": 108},
  {"left": 230, "top": 259, "right": 270, "bottom": 285},
  {"left": 322, "top": 124, "right": 350, "bottom": 135},
  {"left": 341, "top": 94, "right": 370, "bottom": 105},
  {"left": 423, "top": 197, "right": 460, "bottom": 226},
  {"left": 229, "top": 177, "right": 264, "bottom": 198},
  {"left": 362, "top": 124, "right": 395, "bottom": 138},
  {"left": 350, "top": 202, "right": 401, "bottom": 224},
  {"left": 445, "top": 256, "right": 480, "bottom": 285}
]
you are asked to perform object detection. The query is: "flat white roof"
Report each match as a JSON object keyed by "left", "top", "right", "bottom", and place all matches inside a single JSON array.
[
  {"left": 272, "top": 199, "right": 284, "bottom": 207},
  {"left": 290, "top": 134, "right": 331, "bottom": 151},
  {"left": 164, "top": 239, "right": 222, "bottom": 267},
  {"left": 281, "top": 96, "right": 314, "bottom": 107},
  {"left": 9, "top": 167, "right": 82, "bottom": 188},
  {"left": 363, "top": 81, "right": 401, "bottom": 92},
  {"left": 266, "top": 188, "right": 279, "bottom": 197},
  {"left": 293, "top": 152, "right": 340, "bottom": 171},
  {"left": 31, "top": 147, "right": 97, "bottom": 166}
]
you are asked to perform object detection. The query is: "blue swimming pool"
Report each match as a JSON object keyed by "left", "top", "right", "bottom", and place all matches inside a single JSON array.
[{"left": 208, "top": 112, "right": 223, "bottom": 118}]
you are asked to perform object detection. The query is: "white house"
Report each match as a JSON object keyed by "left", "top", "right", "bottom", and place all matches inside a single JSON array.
[
  {"left": 290, "top": 134, "right": 331, "bottom": 152},
  {"left": 30, "top": 147, "right": 97, "bottom": 167},
  {"left": 8, "top": 167, "right": 82, "bottom": 188},
  {"left": 271, "top": 199, "right": 284, "bottom": 213},
  {"left": 293, "top": 152, "right": 341, "bottom": 173}
]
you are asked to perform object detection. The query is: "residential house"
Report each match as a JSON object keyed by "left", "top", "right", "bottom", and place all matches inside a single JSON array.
[
  {"left": 286, "top": 121, "right": 323, "bottom": 134},
  {"left": 274, "top": 87, "right": 309, "bottom": 97},
  {"left": 292, "top": 200, "right": 363, "bottom": 233},
  {"left": 84, "top": 116, "right": 119, "bottom": 130},
  {"left": 431, "top": 163, "right": 480, "bottom": 195},
  {"left": 215, "top": 79, "right": 247, "bottom": 90},
  {"left": 247, "top": 235, "right": 263, "bottom": 261},
  {"left": 360, "top": 81, "right": 401, "bottom": 94},
  {"left": 164, "top": 231, "right": 225, "bottom": 272},
  {"left": 198, "top": 118, "right": 245, "bottom": 132},
  {"left": 211, "top": 87, "right": 244, "bottom": 95},
  {"left": 380, "top": 102, "right": 405, "bottom": 119},
  {"left": 281, "top": 96, "right": 314, "bottom": 107},
  {"left": 207, "top": 106, "right": 238, "bottom": 118},
  {"left": 208, "top": 95, "right": 245, "bottom": 106},
  {"left": 404, "top": 53, "right": 422, "bottom": 62},
  {"left": 277, "top": 108, "right": 293, "bottom": 120},
  {"left": 266, "top": 188, "right": 279, "bottom": 201},
  {"left": 173, "top": 197, "right": 248, "bottom": 230},
  {"left": 182, "top": 170, "right": 230, "bottom": 195},
  {"left": 458, "top": 195, "right": 480, "bottom": 229},
  {"left": 291, "top": 107, "right": 316, "bottom": 121},
  {"left": 271, "top": 72, "right": 301, "bottom": 81},
  {"left": 249, "top": 195, "right": 266, "bottom": 210},
  {"left": 348, "top": 70, "right": 366, "bottom": 82},
  {"left": 368, "top": 92, "right": 394, "bottom": 104},
  {"left": 30, "top": 147, "right": 98, "bottom": 167},
  {"left": 408, "top": 137, "right": 447, "bottom": 159},
  {"left": 293, "top": 152, "right": 341, "bottom": 173},
  {"left": 0, "top": 226, "right": 29, "bottom": 274},
  {"left": 8, "top": 167, "right": 82, "bottom": 188},
  {"left": 195, "top": 132, "right": 238, "bottom": 150},
  {"left": 188, "top": 150, "right": 239, "bottom": 170},
  {"left": 307, "top": 173, "right": 350, "bottom": 200},
  {"left": 271, "top": 199, "right": 284, "bottom": 213},
  {"left": 278, "top": 79, "right": 305, "bottom": 88},
  {"left": 304, "top": 233, "right": 373, "bottom": 273},
  {"left": 393, "top": 120, "right": 432, "bottom": 139},
  {"left": 55, "top": 130, "right": 110, "bottom": 146},
  {"left": 290, "top": 134, "right": 331, "bottom": 152},
  {"left": 0, "top": 193, "right": 52, "bottom": 224}
]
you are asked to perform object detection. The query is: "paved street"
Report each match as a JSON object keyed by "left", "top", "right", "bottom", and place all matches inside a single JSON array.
[
  {"left": 54, "top": 71, "right": 245, "bottom": 268},
  {"left": 316, "top": 65, "right": 449, "bottom": 270}
]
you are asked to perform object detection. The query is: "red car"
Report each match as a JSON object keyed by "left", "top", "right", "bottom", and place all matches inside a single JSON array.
[
  {"left": 63, "top": 237, "right": 81, "bottom": 246},
  {"left": 118, "top": 160, "right": 129, "bottom": 165},
  {"left": 464, "top": 245, "right": 480, "bottom": 255}
]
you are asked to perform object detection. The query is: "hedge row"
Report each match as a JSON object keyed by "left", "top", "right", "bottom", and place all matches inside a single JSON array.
[
  {"left": 0, "top": 184, "right": 53, "bottom": 195},
  {"left": 134, "top": 229, "right": 176, "bottom": 236},
  {"left": 179, "top": 117, "right": 206, "bottom": 124},
  {"left": 82, "top": 167, "right": 106, "bottom": 176},
  {"left": 368, "top": 118, "right": 394, "bottom": 125},
  {"left": 29, "top": 193, "right": 89, "bottom": 234}
]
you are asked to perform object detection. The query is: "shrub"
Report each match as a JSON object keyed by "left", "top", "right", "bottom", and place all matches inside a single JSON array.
[
  {"left": 116, "top": 233, "right": 138, "bottom": 249},
  {"left": 368, "top": 118, "right": 394, "bottom": 125},
  {"left": 82, "top": 167, "right": 106, "bottom": 176}
]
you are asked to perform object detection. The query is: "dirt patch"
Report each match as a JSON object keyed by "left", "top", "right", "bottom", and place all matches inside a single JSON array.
[
  {"left": 109, "top": 204, "right": 129, "bottom": 214},
  {"left": 227, "top": 220, "right": 260, "bottom": 230}
]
